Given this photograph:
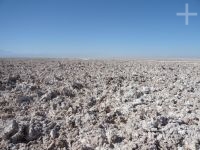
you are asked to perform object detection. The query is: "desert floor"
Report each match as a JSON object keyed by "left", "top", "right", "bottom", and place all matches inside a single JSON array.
[{"left": 1, "top": 59, "right": 200, "bottom": 150}]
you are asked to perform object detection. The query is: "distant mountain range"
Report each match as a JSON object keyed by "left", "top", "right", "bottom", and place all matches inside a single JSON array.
[{"left": 0, "top": 49, "right": 18, "bottom": 57}]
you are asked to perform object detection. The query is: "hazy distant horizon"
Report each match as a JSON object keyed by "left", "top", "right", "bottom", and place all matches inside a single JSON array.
[{"left": 1, "top": 49, "right": 200, "bottom": 60}]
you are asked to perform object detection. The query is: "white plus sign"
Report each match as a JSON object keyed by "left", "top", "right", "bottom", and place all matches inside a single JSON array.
[{"left": 176, "top": 3, "right": 198, "bottom": 25}]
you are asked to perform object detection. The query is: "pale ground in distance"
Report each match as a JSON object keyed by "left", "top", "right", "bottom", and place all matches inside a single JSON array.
[{"left": 1, "top": 58, "right": 200, "bottom": 150}]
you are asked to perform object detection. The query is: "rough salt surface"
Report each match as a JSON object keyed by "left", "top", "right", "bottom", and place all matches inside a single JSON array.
[{"left": 1, "top": 59, "right": 200, "bottom": 149}]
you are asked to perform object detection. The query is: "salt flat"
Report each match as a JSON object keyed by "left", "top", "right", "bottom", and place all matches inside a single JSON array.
[{"left": 1, "top": 59, "right": 200, "bottom": 149}]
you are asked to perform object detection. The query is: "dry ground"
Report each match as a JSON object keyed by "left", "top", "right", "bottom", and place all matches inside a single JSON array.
[{"left": 1, "top": 59, "right": 200, "bottom": 150}]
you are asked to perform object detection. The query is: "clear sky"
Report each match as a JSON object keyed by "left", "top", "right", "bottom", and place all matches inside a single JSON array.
[{"left": 0, "top": 0, "right": 200, "bottom": 58}]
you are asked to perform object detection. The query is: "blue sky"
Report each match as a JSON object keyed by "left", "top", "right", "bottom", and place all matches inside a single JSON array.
[{"left": 0, "top": 0, "right": 200, "bottom": 58}]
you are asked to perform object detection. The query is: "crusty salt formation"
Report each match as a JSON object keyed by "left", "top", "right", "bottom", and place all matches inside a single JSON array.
[{"left": 1, "top": 59, "right": 200, "bottom": 149}]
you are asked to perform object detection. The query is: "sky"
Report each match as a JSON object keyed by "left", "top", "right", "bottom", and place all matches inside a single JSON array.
[{"left": 0, "top": 0, "right": 200, "bottom": 58}]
